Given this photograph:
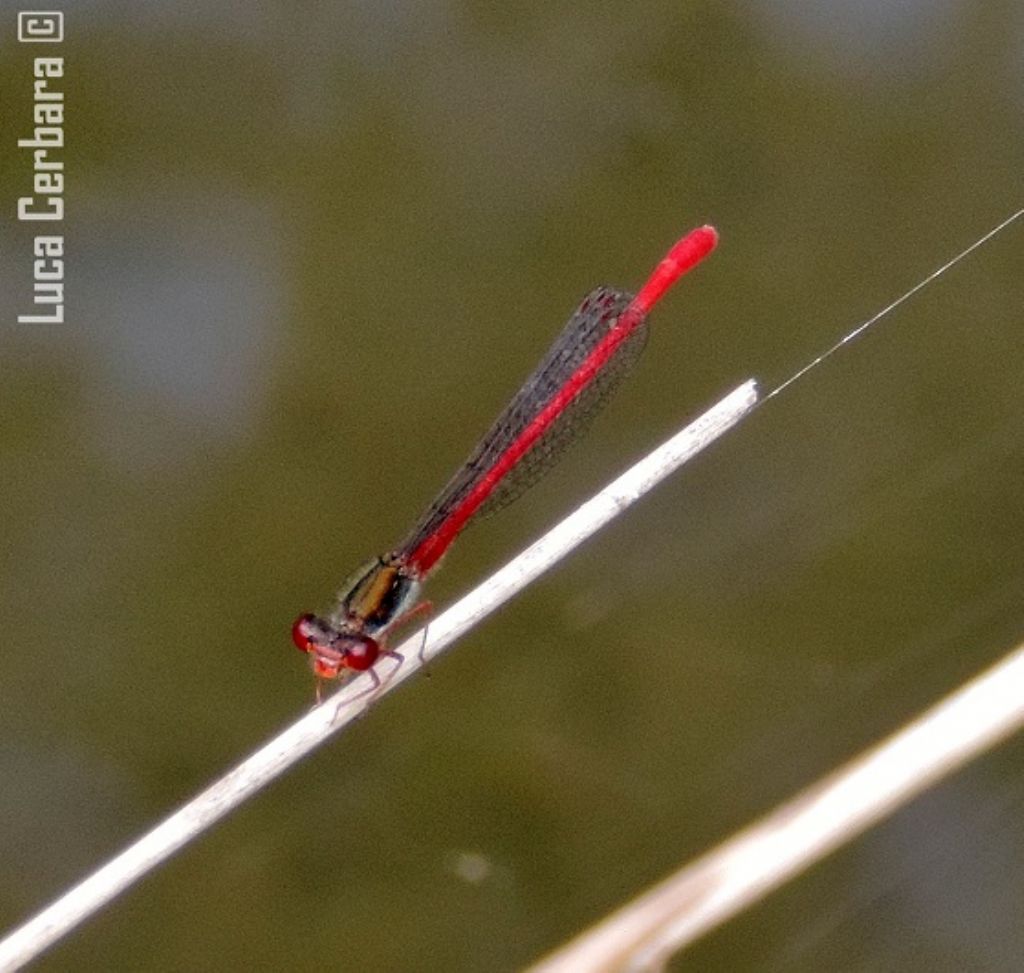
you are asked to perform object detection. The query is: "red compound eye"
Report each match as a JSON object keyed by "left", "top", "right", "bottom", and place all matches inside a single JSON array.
[
  {"left": 343, "top": 637, "right": 380, "bottom": 671},
  {"left": 291, "top": 613, "right": 319, "bottom": 653}
]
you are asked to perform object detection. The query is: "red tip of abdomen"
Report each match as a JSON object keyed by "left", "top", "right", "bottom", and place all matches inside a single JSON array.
[{"left": 631, "top": 225, "right": 719, "bottom": 315}]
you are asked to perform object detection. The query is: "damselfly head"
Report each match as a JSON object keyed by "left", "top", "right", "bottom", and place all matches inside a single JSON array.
[{"left": 291, "top": 613, "right": 380, "bottom": 678}]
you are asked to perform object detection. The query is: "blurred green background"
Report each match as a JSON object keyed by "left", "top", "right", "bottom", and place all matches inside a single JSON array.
[{"left": 1, "top": 2, "right": 1022, "bottom": 970}]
